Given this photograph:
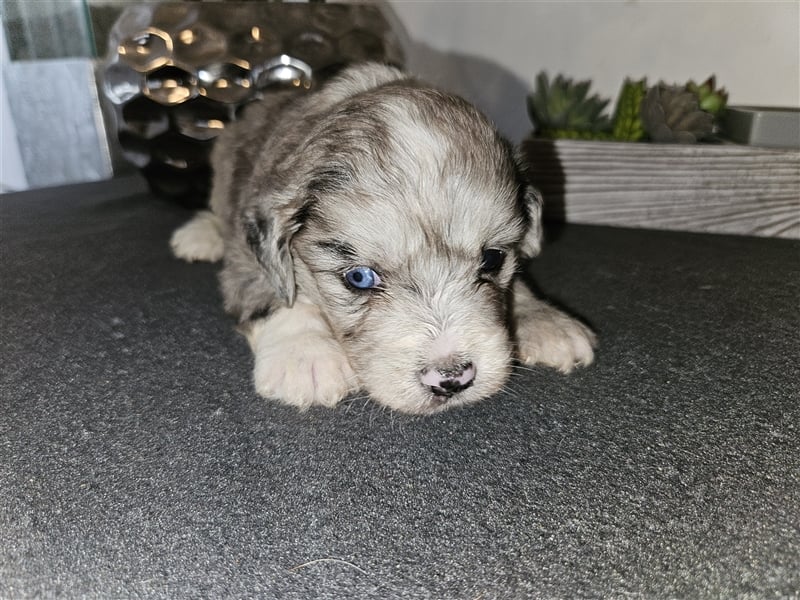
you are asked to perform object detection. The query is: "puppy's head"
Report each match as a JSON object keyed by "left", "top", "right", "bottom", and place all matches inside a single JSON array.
[{"left": 254, "top": 81, "right": 541, "bottom": 414}]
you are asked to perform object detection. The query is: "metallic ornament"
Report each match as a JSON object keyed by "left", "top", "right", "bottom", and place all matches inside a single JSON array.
[{"left": 101, "top": 2, "right": 405, "bottom": 207}]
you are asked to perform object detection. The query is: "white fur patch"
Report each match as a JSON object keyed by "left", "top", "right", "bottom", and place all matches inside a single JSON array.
[
  {"left": 513, "top": 281, "right": 596, "bottom": 373},
  {"left": 428, "top": 330, "right": 459, "bottom": 362},
  {"left": 170, "top": 210, "right": 224, "bottom": 263},
  {"left": 246, "top": 301, "right": 357, "bottom": 410}
]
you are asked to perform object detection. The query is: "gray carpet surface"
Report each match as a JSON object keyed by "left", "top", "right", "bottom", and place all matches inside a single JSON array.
[{"left": 1, "top": 177, "right": 798, "bottom": 599}]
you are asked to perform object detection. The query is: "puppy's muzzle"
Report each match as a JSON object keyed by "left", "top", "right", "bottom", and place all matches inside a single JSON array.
[{"left": 420, "top": 361, "right": 476, "bottom": 401}]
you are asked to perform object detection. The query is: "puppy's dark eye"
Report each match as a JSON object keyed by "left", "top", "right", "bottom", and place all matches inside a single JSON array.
[
  {"left": 344, "top": 266, "right": 381, "bottom": 290},
  {"left": 480, "top": 249, "right": 506, "bottom": 274}
]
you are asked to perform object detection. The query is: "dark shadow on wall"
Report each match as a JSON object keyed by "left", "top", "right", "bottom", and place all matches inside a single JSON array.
[
  {"left": 521, "top": 138, "right": 567, "bottom": 228},
  {"left": 401, "top": 41, "right": 534, "bottom": 144}
]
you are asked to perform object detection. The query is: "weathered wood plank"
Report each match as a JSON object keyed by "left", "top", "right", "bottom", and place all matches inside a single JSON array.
[{"left": 523, "top": 139, "right": 800, "bottom": 238}]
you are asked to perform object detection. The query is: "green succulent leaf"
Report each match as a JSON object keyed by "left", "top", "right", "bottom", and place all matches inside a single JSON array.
[
  {"left": 527, "top": 71, "right": 612, "bottom": 134},
  {"left": 686, "top": 76, "right": 729, "bottom": 116},
  {"left": 610, "top": 78, "right": 647, "bottom": 142}
]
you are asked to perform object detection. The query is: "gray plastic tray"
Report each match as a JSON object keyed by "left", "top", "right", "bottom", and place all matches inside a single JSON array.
[{"left": 721, "top": 106, "right": 800, "bottom": 149}]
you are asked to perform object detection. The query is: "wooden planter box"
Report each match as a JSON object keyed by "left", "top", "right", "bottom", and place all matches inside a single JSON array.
[{"left": 522, "top": 139, "right": 800, "bottom": 239}]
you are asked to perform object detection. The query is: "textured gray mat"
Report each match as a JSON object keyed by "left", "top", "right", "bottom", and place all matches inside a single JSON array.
[{"left": 2, "top": 177, "right": 798, "bottom": 599}]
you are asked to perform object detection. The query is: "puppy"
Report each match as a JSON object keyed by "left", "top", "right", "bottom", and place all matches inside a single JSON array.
[{"left": 171, "top": 63, "right": 595, "bottom": 415}]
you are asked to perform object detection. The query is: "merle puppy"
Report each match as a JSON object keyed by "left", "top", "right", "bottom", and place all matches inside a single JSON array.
[{"left": 171, "top": 63, "right": 595, "bottom": 414}]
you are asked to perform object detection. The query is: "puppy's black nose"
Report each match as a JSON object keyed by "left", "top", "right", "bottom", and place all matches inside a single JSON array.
[{"left": 420, "top": 362, "right": 476, "bottom": 400}]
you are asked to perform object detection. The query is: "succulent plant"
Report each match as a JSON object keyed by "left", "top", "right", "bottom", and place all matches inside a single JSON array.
[
  {"left": 610, "top": 78, "right": 647, "bottom": 142},
  {"left": 640, "top": 83, "right": 714, "bottom": 143},
  {"left": 528, "top": 72, "right": 728, "bottom": 144},
  {"left": 687, "top": 76, "right": 729, "bottom": 116},
  {"left": 527, "top": 72, "right": 612, "bottom": 138}
]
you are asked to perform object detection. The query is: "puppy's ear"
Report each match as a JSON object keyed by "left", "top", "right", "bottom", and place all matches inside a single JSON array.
[
  {"left": 519, "top": 181, "right": 544, "bottom": 258},
  {"left": 241, "top": 161, "right": 345, "bottom": 307},
  {"left": 507, "top": 143, "right": 543, "bottom": 258},
  {"left": 243, "top": 206, "right": 300, "bottom": 306}
]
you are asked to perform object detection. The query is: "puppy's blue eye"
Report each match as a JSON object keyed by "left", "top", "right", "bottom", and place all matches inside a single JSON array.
[{"left": 344, "top": 266, "right": 381, "bottom": 290}]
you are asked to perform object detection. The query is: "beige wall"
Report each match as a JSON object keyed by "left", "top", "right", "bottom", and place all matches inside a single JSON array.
[{"left": 389, "top": 1, "right": 800, "bottom": 141}]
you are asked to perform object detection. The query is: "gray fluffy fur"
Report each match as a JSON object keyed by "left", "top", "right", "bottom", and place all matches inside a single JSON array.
[{"left": 171, "top": 63, "right": 595, "bottom": 414}]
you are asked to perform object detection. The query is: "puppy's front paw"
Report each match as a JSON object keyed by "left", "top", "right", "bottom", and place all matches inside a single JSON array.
[
  {"left": 170, "top": 210, "right": 224, "bottom": 263},
  {"left": 252, "top": 332, "right": 356, "bottom": 410},
  {"left": 512, "top": 280, "right": 596, "bottom": 373},
  {"left": 515, "top": 305, "right": 597, "bottom": 373}
]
